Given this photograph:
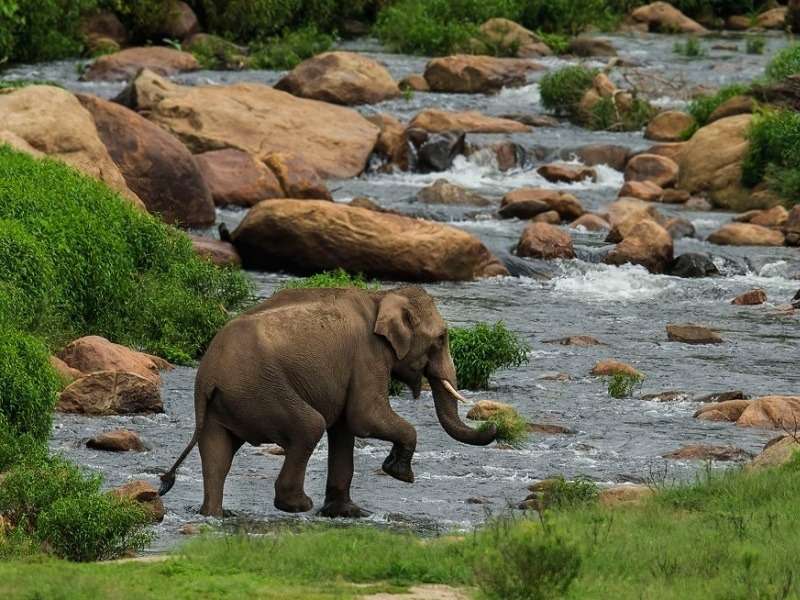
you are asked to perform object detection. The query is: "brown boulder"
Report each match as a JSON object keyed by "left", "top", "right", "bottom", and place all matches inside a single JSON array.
[
  {"left": 661, "top": 188, "right": 691, "bottom": 204},
  {"left": 543, "top": 335, "right": 608, "bottom": 347},
  {"left": 274, "top": 51, "right": 401, "bottom": 105},
  {"left": 618, "top": 180, "right": 664, "bottom": 202},
  {"left": 600, "top": 198, "right": 664, "bottom": 228},
  {"left": 749, "top": 205, "right": 790, "bottom": 228},
  {"left": 50, "top": 356, "right": 82, "bottom": 382},
  {"left": 604, "top": 219, "right": 674, "bottom": 274},
  {"left": 473, "top": 18, "right": 552, "bottom": 58},
  {"left": 87, "top": 428, "right": 149, "bottom": 452},
  {"left": 189, "top": 234, "right": 242, "bottom": 268},
  {"left": 263, "top": 152, "right": 333, "bottom": 201},
  {"left": 644, "top": 142, "right": 686, "bottom": 163},
  {"left": 230, "top": 200, "right": 508, "bottom": 282},
  {"left": 500, "top": 189, "right": 584, "bottom": 221},
  {"left": 737, "top": 396, "right": 800, "bottom": 429},
  {"left": 466, "top": 400, "right": 517, "bottom": 420},
  {"left": 569, "top": 144, "right": 629, "bottom": 170},
  {"left": 693, "top": 400, "right": 751, "bottom": 422},
  {"left": 108, "top": 481, "right": 164, "bottom": 523},
  {"left": 624, "top": 153, "right": 679, "bottom": 188},
  {"left": 678, "top": 115, "right": 753, "bottom": 210},
  {"left": 666, "top": 323, "right": 724, "bottom": 344},
  {"left": 785, "top": 205, "right": 800, "bottom": 246},
  {"left": 569, "top": 214, "right": 610, "bottom": 231},
  {"left": 757, "top": 7, "right": 787, "bottom": 29},
  {"left": 415, "top": 179, "right": 492, "bottom": 206},
  {"left": 732, "top": 288, "right": 767, "bottom": 306},
  {"left": 113, "top": 68, "right": 184, "bottom": 113},
  {"left": 516, "top": 222, "right": 575, "bottom": 260},
  {"left": 365, "top": 114, "right": 409, "bottom": 171},
  {"left": 408, "top": 109, "right": 531, "bottom": 134},
  {"left": 57, "top": 335, "right": 170, "bottom": 386},
  {"left": 80, "top": 10, "right": 128, "bottom": 50},
  {"left": 423, "top": 54, "right": 536, "bottom": 94},
  {"left": 194, "top": 148, "right": 284, "bottom": 207},
  {"left": 749, "top": 436, "right": 800, "bottom": 470},
  {"left": 707, "top": 96, "right": 756, "bottom": 124},
  {"left": 57, "top": 371, "right": 164, "bottom": 415},
  {"left": 590, "top": 361, "right": 643, "bottom": 378},
  {"left": 533, "top": 211, "right": 561, "bottom": 225},
  {"left": 0, "top": 85, "right": 142, "bottom": 208},
  {"left": 630, "top": 2, "right": 708, "bottom": 33},
  {"left": 77, "top": 93, "right": 215, "bottom": 226},
  {"left": 707, "top": 223, "right": 785, "bottom": 246},
  {"left": 537, "top": 163, "right": 597, "bottom": 184},
  {"left": 399, "top": 74, "right": 430, "bottom": 92},
  {"left": 83, "top": 46, "right": 200, "bottom": 82},
  {"left": 644, "top": 110, "right": 694, "bottom": 142},
  {"left": 566, "top": 37, "right": 617, "bottom": 57},
  {"left": 664, "top": 444, "right": 753, "bottom": 461}
]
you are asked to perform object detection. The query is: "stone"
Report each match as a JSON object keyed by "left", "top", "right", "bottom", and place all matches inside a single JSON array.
[
  {"left": 725, "top": 15, "right": 751, "bottom": 31},
  {"left": 473, "top": 18, "right": 552, "bottom": 58},
  {"left": 750, "top": 205, "right": 790, "bottom": 228},
  {"left": 624, "top": 154, "right": 679, "bottom": 188},
  {"left": 57, "top": 336, "right": 170, "bottom": 386},
  {"left": 619, "top": 180, "right": 663, "bottom": 202},
  {"left": 538, "top": 372, "right": 572, "bottom": 381},
  {"left": 113, "top": 68, "right": 184, "bottom": 113},
  {"left": 569, "top": 214, "right": 610, "bottom": 232},
  {"left": 87, "top": 428, "right": 149, "bottom": 452},
  {"left": 415, "top": 179, "right": 492, "bottom": 206},
  {"left": 600, "top": 198, "right": 665, "bottom": 228},
  {"left": 708, "top": 96, "right": 756, "bottom": 123},
  {"left": 230, "top": 199, "right": 508, "bottom": 281},
  {"left": 543, "top": 335, "right": 608, "bottom": 347},
  {"left": 274, "top": 51, "right": 401, "bottom": 105},
  {"left": 749, "top": 436, "right": 800, "bottom": 470},
  {"left": 661, "top": 188, "right": 691, "bottom": 204},
  {"left": 262, "top": 152, "right": 333, "bottom": 200},
  {"left": 664, "top": 444, "right": 754, "bottom": 461},
  {"left": 516, "top": 222, "right": 575, "bottom": 260},
  {"left": 408, "top": 109, "right": 531, "bottom": 134},
  {"left": 537, "top": 163, "right": 597, "bottom": 184},
  {"left": 684, "top": 196, "right": 713, "bottom": 211},
  {"left": 399, "top": 74, "right": 430, "bottom": 92},
  {"left": 757, "top": 7, "right": 787, "bottom": 29},
  {"left": 695, "top": 390, "right": 748, "bottom": 403},
  {"left": 568, "top": 144, "right": 629, "bottom": 171},
  {"left": 483, "top": 140, "right": 526, "bottom": 171},
  {"left": 500, "top": 190, "right": 584, "bottom": 221},
  {"left": 532, "top": 211, "right": 561, "bottom": 225},
  {"left": 644, "top": 142, "right": 686, "bottom": 163},
  {"left": 668, "top": 253, "right": 720, "bottom": 278},
  {"left": 108, "top": 481, "right": 164, "bottom": 523},
  {"left": 423, "top": 54, "right": 538, "bottom": 94},
  {"left": 737, "top": 395, "right": 800, "bottom": 429},
  {"left": 666, "top": 323, "right": 724, "bottom": 344},
  {"left": 678, "top": 115, "right": 753, "bottom": 210},
  {"left": 786, "top": 206, "right": 800, "bottom": 247},
  {"left": 604, "top": 219, "right": 674, "bottom": 274},
  {"left": 0, "top": 85, "right": 142, "bottom": 208},
  {"left": 566, "top": 37, "right": 617, "bottom": 57},
  {"left": 528, "top": 423, "right": 573, "bottom": 434},
  {"left": 466, "top": 400, "right": 517, "bottom": 420},
  {"left": 77, "top": 93, "right": 215, "bottom": 226},
  {"left": 644, "top": 110, "right": 694, "bottom": 142},
  {"left": 57, "top": 371, "right": 164, "bottom": 416},
  {"left": 630, "top": 2, "right": 708, "bottom": 33},
  {"left": 693, "top": 400, "right": 750, "bottom": 422},
  {"left": 80, "top": 10, "right": 128, "bottom": 50},
  {"left": 189, "top": 234, "right": 242, "bottom": 268},
  {"left": 641, "top": 391, "right": 695, "bottom": 402},
  {"left": 83, "top": 46, "right": 200, "bottom": 82},
  {"left": 194, "top": 148, "right": 284, "bottom": 207},
  {"left": 707, "top": 223, "right": 785, "bottom": 246},
  {"left": 590, "top": 361, "right": 643, "bottom": 378},
  {"left": 415, "top": 131, "right": 466, "bottom": 173},
  {"left": 732, "top": 288, "right": 767, "bottom": 305},
  {"left": 365, "top": 114, "right": 408, "bottom": 172}
]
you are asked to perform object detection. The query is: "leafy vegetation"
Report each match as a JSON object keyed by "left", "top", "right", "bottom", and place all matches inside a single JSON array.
[
  {"left": 680, "top": 82, "right": 753, "bottom": 139},
  {"left": 475, "top": 408, "right": 529, "bottom": 448},
  {"left": 745, "top": 36, "right": 766, "bottom": 55},
  {"left": 765, "top": 42, "right": 800, "bottom": 81},
  {"left": 586, "top": 94, "right": 653, "bottom": 131},
  {"left": 606, "top": 371, "right": 644, "bottom": 398},
  {"left": 673, "top": 37, "right": 707, "bottom": 57},
  {"left": 741, "top": 108, "right": 800, "bottom": 207},
  {"left": 539, "top": 66, "right": 599, "bottom": 117},
  {"left": 278, "top": 268, "right": 380, "bottom": 291},
  {"left": 449, "top": 322, "right": 530, "bottom": 390}
]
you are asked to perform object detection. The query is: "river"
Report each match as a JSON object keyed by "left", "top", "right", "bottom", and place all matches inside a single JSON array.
[{"left": 6, "top": 29, "right": 798, "bottom": 551}]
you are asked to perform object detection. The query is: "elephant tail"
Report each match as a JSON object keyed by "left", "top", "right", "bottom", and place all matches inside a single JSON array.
[{"left": 158, "top": 385, "right": 216, "bottom": 496}]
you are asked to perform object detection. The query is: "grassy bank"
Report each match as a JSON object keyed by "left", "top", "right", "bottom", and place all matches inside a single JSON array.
[{"left": 1, "top": 453, "right": 798, "bottom": 598}]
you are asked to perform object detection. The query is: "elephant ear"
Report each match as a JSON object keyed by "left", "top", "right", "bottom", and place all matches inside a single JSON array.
[{"left": 374, "top": 293, "right": 418, "bottom": 360}]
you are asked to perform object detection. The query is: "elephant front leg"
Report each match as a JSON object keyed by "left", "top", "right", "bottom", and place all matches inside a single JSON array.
[
  {"left": 349, "top": 405, "right": 417, "bottom": 484},
  {"left": 382, "top": 442, "right": 415, "bottom": 483},
  {"left": 318, "top": 420, "right": 370, "bottom": 518}
]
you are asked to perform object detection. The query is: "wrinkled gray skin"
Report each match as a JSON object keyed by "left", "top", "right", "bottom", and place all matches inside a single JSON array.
[{"left": 159, "top": 286, "right": 497, "bottom": 518}]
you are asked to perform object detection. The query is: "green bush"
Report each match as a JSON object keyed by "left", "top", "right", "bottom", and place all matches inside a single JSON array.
[
  {"left": 746, "top": 36, "right": 766, "bottom": 55},
  {"left": 674, "top": 37, "right": 706, "bottom": 57},
  {"left": 247, "top": 25, "right": 333, "bottom": 70},
  {"left": 539, "top": 66, "right": 599, "bottom": 117},
  {"left": 684, "top": 83, "right": 753, "bottom": 133},
  {"left": 279, "top": 268, "right": 380, "bottom": 290},
  {"left": 518, "top": 0, "right": 618, "bottom": 36},
  {"left": 585, "top": 95, "right": 653, "bottom": 132},
  {"left": 741, "top": 108, "right": 800, "bottom": 207},
  {"left": 449, "top": 322, "right": 530, "bottom": 390},
  {"left": 765, "top": 42, "right": 800, "bottom": 81},
  {"left": 0, "top": 456, "right": 151, "bottom": 561},
  {"left": 606, "top": 372, "right": 644, "bottom": 398}
]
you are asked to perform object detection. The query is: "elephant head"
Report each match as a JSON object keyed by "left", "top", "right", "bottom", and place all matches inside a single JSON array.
[{"left": 374, "top": 286, "right": 497, "bottom": 446}]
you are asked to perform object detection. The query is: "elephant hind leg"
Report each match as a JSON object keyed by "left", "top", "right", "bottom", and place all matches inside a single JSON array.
[
  {"left": 199, "top": 418, "right": 244, "bottom": 517},
  {"left": 273, "top": 406, "right": 326, "bottom": 514}
]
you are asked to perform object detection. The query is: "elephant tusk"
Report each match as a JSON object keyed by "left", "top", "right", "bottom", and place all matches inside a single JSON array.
[{"left": 442, "top": 379, "right": 468, "bottom": 404}]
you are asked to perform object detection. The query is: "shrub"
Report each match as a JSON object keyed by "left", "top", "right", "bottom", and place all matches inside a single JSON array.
[
  {"left": 746, "top": 36, "right": 766, "bottom": 55},
  {"left": 585, "top": 95, "right": 653, "bottom": 132},
  {"left": 475, "top": 409, "right": 529, "bottom": 448},
  {"left": 247, "top": 25, "right": 334, "bottom": 70},
  {"left": 518, "top": 0, "right": 618, "bottom": 36},
  {"left": 449, "top": 322, "right": 530, "bottom": 390},
  {"left": 685, "top": 83, "right": 752, "bottom": 130},
  {"left": 99, "top": 0, "right": 183, "bottom": 44},
  {"left": 539, "top": 66, "right": 599, "bottom": 117},
  {"left": 543, "top": 475, "right": 601, "bottom": 508},
  {"left": 606, "top": 372, "right": 644, "bottom": 398},
  {"left": 187, "top": 0, "right": 302, "bottom": 40},
  {"left": 673, "top": 37, "right": 707, "bottom": 57},
  {"left": 741, "top": 108, "right": 800, "bottom": 207},
  {"left": 766, "top": 42, "right": 800, "bottom": 81},
  {"left": 278, "top": 268, "right": 380, "bottom": 290}
]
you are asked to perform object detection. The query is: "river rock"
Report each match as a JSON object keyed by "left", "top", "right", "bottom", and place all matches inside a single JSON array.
[
  {"left": 644, "top": 110, "right": 694, "bottom": 142},
  {"left": 528, "top": 423, "right": 574, "bottom": 434},
  {"left": 669, "top": 253, "right": 719, "bottom": 278},
  {"left": 366, "top": 114, "right": 408, "bottom": 172},
  {"left": 194, "top": 148, "right": 283, "bottom": 207},
  {"left": 567, "top": 37, "right": 617, "bottom": 57},
  {"left": 747, "top": 205, "right": 790, "bottom": 228},
  {"left": 57, "top": 371, "right": 164, "bottom": 415},
  {"left": 678, "top": 115, "right": 753, "bottom": 210},
  {"left": 708, "top": 96, "right": 756, "bottom": 124},
  {"left": 57, "top": 335, "right": 170, "bottom": 386},
  {"left": 749, "top": 436, "right": 800, "bottom": 470},
  {"left": 604, "top": 219, "right": 674, "bottom": 274},
  {"left": 77, "top": 93, "right": 215, "bottom": 226},
  {"left": 408, "top": 109, "right": 531, "bottom": 134},
  {"left": 544, "top": 335, "right": 608, "bottom": 347},
  {"left": 108, "top": 481, "right": 165, "bottom": 523},
  {"left": 274, "top": 51, "right": 401, "bottom": 105},
  {"left": 664, "top": 444, "right": 754, "bottom": 461},
  {"left": 466, "top": 400, "right": 517, "bottom": 420},
  {"left": 661, "top": 188, "right": 691, "bottom": 204},
  {"left": 0, "top": 85, "right": 142, "bottom": 208},
  {"left": 631, "top": 2, "right": 708, "bottom": 33},
  {"left": 707, "top": 223, "right": 785, "bottom": 246},
  {"left": 190, "top": 234, "right": 242, "bottom": 268},
  {"left": 537, "top": 163, "right": 597, "bottom": 184},
  {"left": 473, "top": 18, "right": 552, "bottom": 58},
  {"left": 666, "top": 323, "right": 724, "bottom": 344},
  {"left": 590, "top": 361, "right": 643, "bottom": 378},
  {"left": 693, "top": 400, "right": 751, "bottom": 422},
  {"left": 87, "top": 428, "right": 149, "bottom": 452},
  {"left": 415, "top": 179, "right": 492, "bottom": 206},
  {"left": 415, "top": 131, "right": 466, "bottom": 173},
  {"left": 619, "top": 180, "right": 664, "bottom": 202},
  {"left": 696, "top": 390, "right": 748, "bottom": 403},
  {"left": 737, "top": 395, "right": 800, "bottom": 429},
  {"left": 161, "top": 1, "right": 200, "bottom": 40},
  {"left": 423, "top": 54, "right": 533, "bottom": 94},
  {"left": 516, "top": 222, "right": 575, "bottom": 260},
  {"left": 50, "top": 356, "right": 82, "bottom": 381},
  {"left": 532, "top": 211, "right": 561, "bottom": 225},
  {"left": 785, "top": 206, "right": 800, "bottom": 246},
  {"left": 645, "top": 142, "right": 686, "bottom": 163},
  {"left": 113, "top": 68, "right": 184, "bottom": 113},
  {"left": 144, "top": 75, "right": 380, "bottom": 179},
  {"left": 230, "top": 199, "right": 508, "bottom": 281},
  {"left": 83, "top": 46, "right": 200, "bottom": 82},
  {"left": 568, "top": 144, "right": 629, "bottom": 170},
  {"left": 757, "top": 7, "right": 787, "bottom": 29},
  {"left": 500, "top": 190, "right": 584, "bottom": 221},
  {"left": 664, "top": 216, "right": 696, "bottom": 240},
  {"left": 624, "top": 153, "right": 679, "bottom": 188},
  {"left": 262, "top": 151, "right": 333, "bottom": 200},
  {"left": 732, "top": 288, "right": 767, "bottom": 305},
  {"left": 600, "top": 198, "right": 664, "bottom": 228},
  {"left": 80, "top": 10, "right": 127, "bottom": 50},
  {"left": 399, "top": 74, "right": 430, "bottom": 92},
  {"left": 570, "top": 214, "right": 610, "bottom": 231},
  {"left": 641, "top": 391, "right": 694, "bottom": 402}
]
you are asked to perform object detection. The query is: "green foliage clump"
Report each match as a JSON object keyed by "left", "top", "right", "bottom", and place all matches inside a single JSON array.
[
  {"left": 539, "top": 66, "right": 599, "bottom": 117},
  {"left": 585, "top": 95, "right": 653, "bottom": 132},
  {"left": 741, "top": 108, "right": 800, "bottom": 207},
  {"left": 765, "top": 42, "right": 800, "bottom": 81},
  {"left": 0, "top": 456, "right": 151, "bottom": 561},
  {"left": 0, "top": 146, "right": 253, "bottom": 362},
  {"left": 279, "top": 268, "right": 380, "bottom": 291},
  {"left": 673, "top": 37, "right": 707, "bottom": 57},
  {"left": 519, "top": 0, "right": 618, "bottom": 36},
  {"left": 686, "top": 83, "right": 753, "bottom": 129},
  {"left": 746, "top": 36, "right": 766, "bottom": 55},
  {"left": 475, "top": 408, "right": 529, "bottom": 448},
  {"left": 541, "top": 475, "right": 602, "bottom": 508},
  {"left": 246, "top": 25, "right": 333, "bottom": 70},
  {"left": 449, "top": 322, "right": 530, "bottom": 390},
  {"left": 471, "top": 516, "right": 582, "bottom": 600},
  {"left": 99, "top": 0, "right": 183, "bottom": 44},
  {"left": 606, "top": 372, "right": 644, "bottom": 398}
]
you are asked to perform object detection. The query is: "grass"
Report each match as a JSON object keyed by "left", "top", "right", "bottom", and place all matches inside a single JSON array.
[
  {"left": 765, "top": 42, "right": 800, "bottom": 81},
  {"left": 2, "top": 455, "right": 800, "bottom": 598},
  {"left": 278, "top": 268, "right": 380, "bottom": 291},
  {"left": 673, "top": 37, "right": 707, "bottom": 58},
  {"left": 475, "top": 408, "right": 529, "bottom": 448}
]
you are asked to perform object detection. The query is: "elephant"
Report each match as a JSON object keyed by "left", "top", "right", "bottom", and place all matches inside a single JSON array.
[{"left": 159, "top": 285, "right": 498, "bottom": 518}]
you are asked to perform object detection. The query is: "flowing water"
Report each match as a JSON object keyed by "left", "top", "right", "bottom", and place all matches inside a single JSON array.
[{"left": 7, "top": 30, "right": 799, "bottom": 551}]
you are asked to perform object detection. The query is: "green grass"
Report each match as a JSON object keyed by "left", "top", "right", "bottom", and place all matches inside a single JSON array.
[
  {"left": 278, "top": 268, "right": 380, "bottom": 291},
  {"left": 765, "top": 42, "right": 800, "bottom": 81},
  {"left": 449, "top": 322, "right": 530, "bottom": 390},
  {"left": 475, "top": 408, "right": 529, "bottom": 448},
  {"left": 673, "top": 37, "right": 707, "bottom": 58}
]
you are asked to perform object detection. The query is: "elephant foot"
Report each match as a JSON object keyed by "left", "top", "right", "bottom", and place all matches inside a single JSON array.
[
  {"left": 274, "top": 493, "right": 313, "bottom": 513},
  {"left": 318, "top": 500, "right": 371, "bottom": 519},
  {"left": 382, "top": 451, "right": 415, "bottom": 483}
]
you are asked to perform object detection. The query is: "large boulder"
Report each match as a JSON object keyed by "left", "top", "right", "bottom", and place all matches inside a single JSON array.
[
  {"left": 500, "top": 189, "right": 584, "bottom": 221},
  {"left": 274, "top": 51, "right": 401, "bottom": 105},
  {"left": 415, "top": 179, "right": 492, "bottom": 206},
  {"left": 423, "top": 54, "right": 537, "bottom": 94},
  {"left": 142, "top": 74, "right": 380, "bottom": 179},
  {"left": 473, "top": 19, "right": 552, "bottom": 58},
  {"left": 785, "top": 205, "right": 800, "bottom": 246},
  {"left": 83, "top": 46, "right": 200, "bottom": 82},
  {"left": 77, "top": 93, "right": 215, "bottom": 226},
  {"left": 707, "top": 223, "right": 785, "bottom": 246},
  {"left": 624, "top": 154, "right": 679, "bottom": 188},
  {"left": 0, "top": 85, "right": 142, "bottom": 208},
  {"left": 108, "top": 481, "right": 164, "bottom": 523},
  {"left": 516, "top": 222, "right": 575, "bottom": 260},
  {"left": 113, "top": 68, "right": 184, "bottom": 113},
  {"left": 630, "top": 2, "right": 707, "bottom": 33},
  {"left": 408, "top": 109, "right": 531, "bottom": 134},
  {"left": 644, "top": 110, "right": 694, "bottom": 142},
  {"left": 678, "top": 115, "right": 753, "bottom": 210},
  {"left": 737, "top": 396, "right": 800, "bottom": 429},
  {"left": 193, "top": 148, "right": 284, "bottom": 207},
  {"left": 366, "top": 114, "right": 409, "bottom": 171},
  {"left": 57, "top": 335, "right": 171, "bottom": 386},
  {"left": 262, "top": 151, "right": 333, "bottom": 200},
  {"left": 666, "top": 323, "right": 724, "bottom": 344},
  {"left": 603, "top": 219, "right": 674, "bottom": 274},
  {"left": 57, "top": 371, "right": 164, "bottom": 415},
  {"left": 230, "top": 199, "right": 508, "bottom": 282}
]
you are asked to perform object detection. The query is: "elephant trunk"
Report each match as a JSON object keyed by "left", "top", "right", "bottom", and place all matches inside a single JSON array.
[{"left": 429, "top": 377, "right": 497, "bottom": 446}]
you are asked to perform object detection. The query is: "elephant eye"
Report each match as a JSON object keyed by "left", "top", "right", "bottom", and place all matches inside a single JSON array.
[{"left": 436, "top": 333, "right": 446, "bottom": 348}]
